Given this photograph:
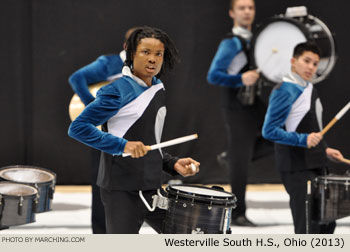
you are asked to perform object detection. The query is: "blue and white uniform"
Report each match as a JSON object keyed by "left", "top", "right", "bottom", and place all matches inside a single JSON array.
[
  {"left": 262, "top": 72, "right": 335, "bottom": 234},
  {"left": 262, "top": 72, "right": 327, "bottom": 171},
  {"left": 206, "top": 27, "right": 272, "bottom": 221},
  {"left": 69, "top": 66, "right": 178, "bottom": 190},
  {"left": 68, "top": 51, "right": 125, "bottom": 234},
  {"left": 69, "top": 51, "right": 125, "bottom": 105},
  {"left": 68, "top": 66, "right": 178, "bottom": 233}
]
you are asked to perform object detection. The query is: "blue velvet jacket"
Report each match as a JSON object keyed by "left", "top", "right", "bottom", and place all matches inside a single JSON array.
[
  {"left": 262, "top": 78, "right": 310, "bottom": 148},
  {"left": 68, "top": 68, "right": 163, "bottom": 156},
  {"left": 69, "top": 53, "right": 124, "bottom": 105},
  {"left": 207, "top": 36, "right": 246, "bottom": 88}
]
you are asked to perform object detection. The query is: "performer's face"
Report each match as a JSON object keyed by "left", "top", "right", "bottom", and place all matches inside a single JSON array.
[
  {"left": 291, "top": 51, "right": 320, "bottom": 81},
  {"left": 132, "top": 37, "right": 164, "bottom": 86},
  {"left": 229, "top": 0, "right": 255, "bottom": 28}
]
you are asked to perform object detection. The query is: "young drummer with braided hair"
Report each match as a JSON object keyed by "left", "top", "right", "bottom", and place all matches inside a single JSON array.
[
  {"left": 262, "top": 42, "right": 344, "bottom": 233},
  {"left": 68, "top": 26, "right": 200, "bottom": 233}
]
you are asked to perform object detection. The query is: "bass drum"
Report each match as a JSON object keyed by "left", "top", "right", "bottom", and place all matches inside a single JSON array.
[{"left": 251, "top": 14, "right": 336, "bottom": 85}]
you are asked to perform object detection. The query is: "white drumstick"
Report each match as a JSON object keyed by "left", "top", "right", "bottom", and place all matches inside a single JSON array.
[
  {"left": 321, "top": 101, "right": 350, "bottom": 135},
  {"left": 257, "top": 48, "right": 278, "bottom": 73},
  {"left": 122, "top": 134, "right": 198, "bottom": 157}
]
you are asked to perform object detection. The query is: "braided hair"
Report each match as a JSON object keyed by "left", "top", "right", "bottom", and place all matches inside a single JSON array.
[{"left": 124, "top": 26, "right": 179, "bottom": 79}]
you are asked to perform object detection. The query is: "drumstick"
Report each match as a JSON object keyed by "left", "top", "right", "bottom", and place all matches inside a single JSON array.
[
  {"left": 340, "top": 157, "right": 350, "bottom": 165},
  {"left": 257, "top": 48, "right": 278, "bottom": 73},
  {"left": 321, "top": 101, "right": 350, "bottom": 136},
  {"left": 122, "top": 134, "right": 198, "bottom": 157},
  {"left": 191, "top": 163, "right": 197, "bottom": 173}
]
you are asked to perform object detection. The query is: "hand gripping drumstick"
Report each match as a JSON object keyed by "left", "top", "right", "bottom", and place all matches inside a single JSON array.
[
  {"left": 256, "top": 48, "right": 279, "bottom": 73},
  {"left": 321, "top": 101, "right": 350, "bottom": 136},
  {"left": 122, "top": 134, "right": 198, "bottom": 157}
]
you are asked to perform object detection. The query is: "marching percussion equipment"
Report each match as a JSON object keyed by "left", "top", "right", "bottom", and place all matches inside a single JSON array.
[
  {"left": 252, "top": 6, "right": 336, "bottom": 85},
  {"left": 321, "top": 101, "right": 350, "bottom": 136},
  {"left": 313, "top": 175, "right": 350, "bottom": 223},
  {"left": 0, "top": 182, "right": 38, "bottom": 227},
  {"left": 0, "top": 166, "right": 56, "bottom": 213},
  {"left": 161, "top": 185, "right": 236, "bottom": 234},
  {"left": 122, "top": 134, "right": 198, "bottom": 157}
]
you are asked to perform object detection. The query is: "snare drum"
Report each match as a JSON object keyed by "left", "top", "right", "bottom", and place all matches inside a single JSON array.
[
  {"left": 0, "top": 182, "right": 38, "bottom": 226},
  {"left": 0, "top": 166, "right": 56, "bottom": 213},
  {"left": 162, "top": 185, "right": 236, "bottom": 234},
  {"left": 314, "top": 175, "right": 350, "bottom": 222},
  {"left": 252, "top": 12, "right": 336, "bottom": 85}
]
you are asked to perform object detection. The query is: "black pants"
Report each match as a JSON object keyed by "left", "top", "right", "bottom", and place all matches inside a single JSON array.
[
  {"left": 222, "top": 101, "right": 267, "bottom": 218},
  {"left": 280, "top": 169, "right": 336, "bottom": 234},
  {"left": 91, "top": 149, "right": 106, "bottom": 234},
  {"left": 100, "top": 188, "right": 166, "bottom": 234}
]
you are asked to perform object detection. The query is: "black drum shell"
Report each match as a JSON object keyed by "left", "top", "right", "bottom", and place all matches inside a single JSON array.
[
  {"left": 163, "top": 198, "right": 232, "bottom": 234},
  {"left": 162, "top": 185, "right": 236, "bottom": 234},
  {"left": 313, "top": 176, "right": 350, "bottom": 223},
  {"left": 0, "top": 184, "right": 37, "bottom": 227},
  {"left": 0, "top": 165, "right": 56, "bottom": 213}
]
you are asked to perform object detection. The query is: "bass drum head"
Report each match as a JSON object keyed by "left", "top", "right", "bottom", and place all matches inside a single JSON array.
[{"left": 252, "top": 15, "right": 336, "bottom": 84}]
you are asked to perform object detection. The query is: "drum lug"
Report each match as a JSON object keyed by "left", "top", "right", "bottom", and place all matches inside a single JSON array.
[
  {"left": 208, "top": 200, "right": 213, "bottom": 210},
  {"left": 0, "top": 195, "right": 3, "bottom": 217},
  {"left": 50, "top": 179, "right": 56, "bottom": 199},
  {"left": 18, "top": 196, "right": 24, "bottom": 216},
  {"left": 223, "top": 208, "right": 232, "bottom": 234},
  {"left": 191, "top": 228, "right": 204, "bottom": 234},
  {"left": 345, "top": 181, "right": 349, "bottom": 191},
  {"left": 34, "top": 183, "right": 41, "bottom": 199},
  {"left": 33, "top": 194, "right": 39, "bottom": 212}
]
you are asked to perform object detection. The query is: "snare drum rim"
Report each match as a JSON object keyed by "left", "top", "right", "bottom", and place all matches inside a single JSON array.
[
  {"left": 0, "top": 182, "right": 38, "bottom": 199},
  {"left": 0, "top": 165, "right": 56, "bottom": 186},
  {"left": 166, "top": 184, "right": 236, "bottom": 206}
]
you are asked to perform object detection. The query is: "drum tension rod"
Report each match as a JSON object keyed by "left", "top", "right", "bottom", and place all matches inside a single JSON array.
[{"left": 18, "top": 196, "right": 24, "bottom": 216}]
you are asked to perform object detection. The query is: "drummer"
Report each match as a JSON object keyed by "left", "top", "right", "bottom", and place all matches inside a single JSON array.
[
  {"left": 262, "top": 42, "right": 344, "bottom": 233},
  {"left": 207, "top": 0, "right": 271, "bottom": 226},
  {"left": 68, "top": 26, "right": 200, "bottom": 234}
]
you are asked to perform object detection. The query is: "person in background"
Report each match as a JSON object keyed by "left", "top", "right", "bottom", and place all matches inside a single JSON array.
[
  {"left": 262, "top": 42, "right": 343, "bottom": 233},
  {"left": 68, "top": 27, "right": 137, "bottom": 233},
  {"left": 207, "top": 0, "right": 266, "bottom": 226}
]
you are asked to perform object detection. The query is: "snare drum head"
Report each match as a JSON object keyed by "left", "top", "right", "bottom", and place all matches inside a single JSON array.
[
  {"left": 168, "top": 185, "right": 233, "bottom": 199},
  {"left": 0, "top": 166, "right": 55, "bottom": 184},
  {"left": 0, "top": 182, "right": 38, "bottom": 196},
  {"left": 252, "top": 15, "right": 336, "bottom": 84}
]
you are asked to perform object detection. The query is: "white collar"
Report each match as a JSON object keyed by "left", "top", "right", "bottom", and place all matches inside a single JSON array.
[
  {"left": 122, "top": 66, "right": 148, "bottom": 87},
  {"left": 232, "top": 26, "right": 252, "bottom": 40},
  {"left": 119, "top": 50, "right": 126, "bottom": 62},
  {"left": 283, "top": 72, "right": 310, "bottom": 88}
]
